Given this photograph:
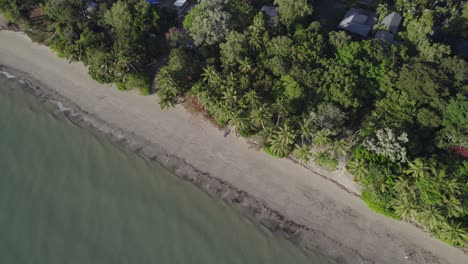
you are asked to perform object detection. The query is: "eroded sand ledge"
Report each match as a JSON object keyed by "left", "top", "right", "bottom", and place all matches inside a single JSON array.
[{"left": 1, "top": 31, "right": 466, "bottom": 264}]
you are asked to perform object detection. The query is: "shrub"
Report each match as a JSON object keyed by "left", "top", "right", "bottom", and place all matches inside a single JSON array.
[
  {"left": 361, "top": 190, "right": 399, "bottom": 219},
  {"left": 263, "top": 144, "right": 287, "bottom": 158}
]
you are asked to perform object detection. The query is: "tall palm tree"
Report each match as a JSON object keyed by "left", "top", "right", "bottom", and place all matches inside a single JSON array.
[
  {"left": 238, "top": 57, "right": 253, "bottom": 74},
  {"left": 201, "top": 66, "right": 221, "bottom": 86},
  {"left": 197, "top": 91, "right": 214, "bottom": 111},
  {"left": 229, "top": 111, "right": 250, "bottom": 133},
  {"left": 390, "top": 196, "right": 417, "bottom": 220},
  {"left": 221, "top": 86, "right": 239, "bottom": 108},
  {"left": 268, "top": 138, "right": 289, "bottom": 157},
  {"left": 439, "top": 221, "right": 468, "bottom": 247},
  {"left": 312, "top": 130, "right": 332, "bottom": 149},
  {"left": 393, "top": 177, "right": 411, "bottom": 196},
  {"left": 242, "top": 90, "right": 261, "bottom": 109},
  {"left": 273, "top": 98, "right": 289, "bottom": 126},
  {"left": 275, "top": 123, "right": 296, "bottom": 146},
  {"left": 247, "top": 13, "right": 266, "bottom": 50},
  {"left": 293, "top": 144, "right": 311, "bottom": 165},
  {"left": 333, "top": 139, "right": 349, "bottom": 157},
  {"left": 346, "top": 158, "right": 368, "bottom": 181},
  {"left": 298, "top": 118, "right": 313, "bottom": 144},
  {"left": 417, "top": 206, "right": 444, "bottom": 231},
  {"left": 211, "top": 103, "right": 231, "bottom": 123},
  {"left": 267, "top": 124, "right": 295, "bottom": 157},
  {"left": 313, "top": 151, "right": 330, "bottom": 168},
  {"left": 250, "top": 104, "right": 272, "bottom": 131},
  {"left": 404, "top": 158, "right": 430, "bottom": 178},
  {"left": 443, "top": 196, "right": 463, "bottom": 218}
]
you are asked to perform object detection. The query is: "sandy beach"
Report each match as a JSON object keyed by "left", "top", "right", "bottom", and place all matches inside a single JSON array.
[{"left": 0, "top": 30, "right": 467, "bottom": 264}]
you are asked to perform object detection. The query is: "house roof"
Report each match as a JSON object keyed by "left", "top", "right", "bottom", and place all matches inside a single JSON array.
[
  {"left": 381, "top": 12, "right": 402, "bottom": 35},
  {"left": 261, "top": 6, "right": 277, "bottom": 25},
  {"left": 338, "top": 8, "right": 377, "bottom": 37},
  {"left": 174, "top": 0, "right": 187, "bottom": 7},
  {"left": 358, "top": 0, "right": 373, "bottom": 5},
  {"left": 86, "top": 2, "right": 97, "bottom": 12},
  {"left": 375, "top": 30, "right": 394, "bottom": 43}
]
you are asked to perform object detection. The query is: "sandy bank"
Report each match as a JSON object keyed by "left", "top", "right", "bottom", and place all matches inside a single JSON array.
[{"left": 0, "top": 31, "right": 466, "bottom": 264}]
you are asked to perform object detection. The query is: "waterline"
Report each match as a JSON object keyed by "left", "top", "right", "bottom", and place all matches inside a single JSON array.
[{"left": 0, "top": 73, "right": 334, "bottom": 263}]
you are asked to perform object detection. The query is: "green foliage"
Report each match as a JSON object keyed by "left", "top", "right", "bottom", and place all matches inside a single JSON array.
[
  {"left": 313, "top": 151, "right": 338, "bottom": 171},
  {"left": 273, "top": 0, "right": 312, "bottom": 27},
  {"left": 293, "top": 144, "right": 311, "bottom": 164},
  {"left": 183, "top": 0, "right": 232, "bottom": 46},
  {"left": 361, "top": 190, "right": 399, "bottom": 219},
  {"left": 436, "top": 95, "right": 468, "bottom": 148},
  {"left": 263, "top": 144, "right": 286, "bottom": 158}
]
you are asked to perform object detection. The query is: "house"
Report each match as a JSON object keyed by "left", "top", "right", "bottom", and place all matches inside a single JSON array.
[
  {"left": 147, "top": 0, "right": 161, "bottom": 4},
  {"left": 174, "top": 0, "right": 191, "bottom": 18},
  {"left": 358, "top": 0, "right": 374, "bottom": 5},
  {"left": 381, "top": 12, "right": 402, "bottom": 35},
  {"left": 375, "top": 30, "right": 395, "bottom": 43},
  {"left": 338, "top": 8, "right": 377, "bottom": 37},
  {"left": 261, "top": 6, "right": 277, "bottom": 25},
  {"left": 174, "top": 0, "right": 188, "bottom": 8},
  {"left": 374, "top": 12, "right": 402, "bottom": 44}
]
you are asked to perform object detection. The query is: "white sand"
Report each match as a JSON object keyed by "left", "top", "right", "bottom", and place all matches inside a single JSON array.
[{"left": 1, "top": 31, "right": 467, "bottom": 264}]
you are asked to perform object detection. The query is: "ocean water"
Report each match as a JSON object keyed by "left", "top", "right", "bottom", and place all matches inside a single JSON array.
[{"left": 0, "top": 74, "right": 333, "bottom": 264}]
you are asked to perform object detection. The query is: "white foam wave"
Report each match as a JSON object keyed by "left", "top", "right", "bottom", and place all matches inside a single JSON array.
[{"left": 0, "top": 71, "right": 17, "bottom": 79}]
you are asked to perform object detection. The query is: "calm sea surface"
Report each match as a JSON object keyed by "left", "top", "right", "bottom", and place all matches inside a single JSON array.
[{"left": 0, "top": 74, "right": 333, "bottom": 264}]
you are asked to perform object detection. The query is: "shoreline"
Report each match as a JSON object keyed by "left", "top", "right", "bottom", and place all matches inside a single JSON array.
[
  {"left": 1, "top": 31, "right": 467, "bottom": 264},
  {"left": 0, "top": 64, "right": 347, "bottom": 263}
]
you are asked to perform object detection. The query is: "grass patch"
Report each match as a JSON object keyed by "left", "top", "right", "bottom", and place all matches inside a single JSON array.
[{"left": 361, "top": 190, "right": 400, "bottom": 220}]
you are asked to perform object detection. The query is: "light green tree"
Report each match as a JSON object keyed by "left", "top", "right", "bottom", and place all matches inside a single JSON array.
[{"left": 273, "top": 0, "right": 312, "bottom": 27}]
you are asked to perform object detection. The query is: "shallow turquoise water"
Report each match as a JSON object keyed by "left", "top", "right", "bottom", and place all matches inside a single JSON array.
[{"left": 0, "top": 74, "right": 333, "bottom": 264}]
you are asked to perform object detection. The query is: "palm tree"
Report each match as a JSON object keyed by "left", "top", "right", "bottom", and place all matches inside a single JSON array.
[
  {"left": 242, "top": 90, "right": 261, "bottom": 109},
  {"left": 197, "top": 91, "right": 214, "bottom": 111},
  {"left": 313, "top": 151, "right": 330, "bottom": 167},
  {"left": 417, "top": 206, "right": 444, "bottom": 231},
  {"left": 250, "top": 104, "right": 272, "bottom": 131},
  {"left": 247, "top": 13, "right": 266, "bottom": 50},
  {"left": 404, "top": 158, "right": 430, "bottom": 178},
  {"left": 312, "top": 130, "right": 332, "bottom": 149},
  {"left": 393, "top": 177, "right": 411, "bottom": 196},
  {"left": 273, "top": 98, "right": 289, "bottom": 126},
  {"left": 159, "top": 94, "right": 174, "bottom": 109},
  {"left": 268, "top": 137, "right": 290, "bottom": 157},
  {"left": 333, "top": 139, "right": 349, "bottom": 157},
  {"left": 439, "top": 221, "right": 468, "bottom": 247},
  {"left": 201, "top": 66, "right": 221, "bottom": 86},
  {"left": 443, "top": 196, "right": 463, "bottom": 218},
  {"left": 298, "top": 118, "right": 313, "bottom": 144},
  {"left": 346, "top": 158, "right": 368, "bottom": 181},
  {"left": 238, "top": 57, "right": 253, "bottom": 74},
  {"left": 293, "top": 144, "right": 311, "bottom": 164},
  {"left": 267, "top": 124, "right": 295, "bottom": 157},
  {"left": 390, "top": 196, "right": 417, "bottom": 220},
  {"left": 275, "top": 123, "right": 296, "bottom": 146},
  {"left": 211, "top": 103, "right": 231, "bottom": 123},
  {"left": 229, "top": 112, "right": 250, "bottom": 134},
  {"left": 221, "top": 86, "right": 239, "bottom": 108}
]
